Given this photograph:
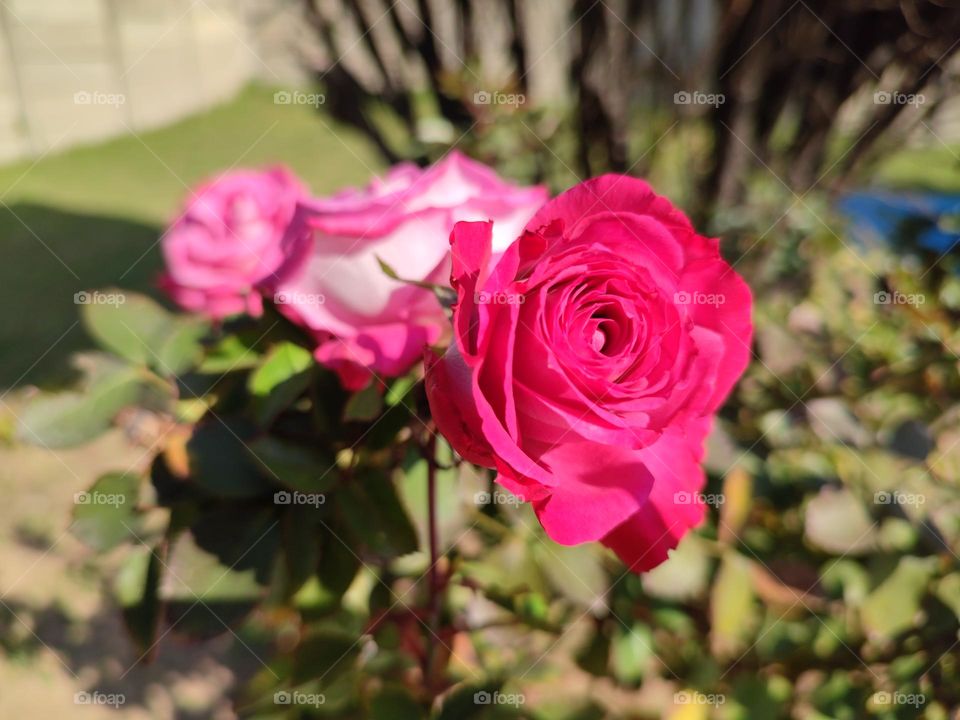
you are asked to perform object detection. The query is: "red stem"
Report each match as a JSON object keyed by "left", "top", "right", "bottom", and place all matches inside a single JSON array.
[{"left": 425, "top": 432, "right": 442, "bottom": 694}]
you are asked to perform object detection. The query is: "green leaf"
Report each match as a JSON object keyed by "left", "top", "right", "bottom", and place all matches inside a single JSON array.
[
  {"left": 161, "top": 531, "right": 264, "bottom": 639},
  {"left": 533, "top": 541, "right": 606, "bottom": 607},
  {"left": 385, "top": 374, "right": 419, "bottom": 407},
  {"left": 758, "top": 409, "right": 807, "bottom": 448},
  {"left": 113, "top": 544, "right": 164, "bottom": 657},
  {"left": 642, "top": 534, "right": 712, "bottom": 601},
  {"left": 316, "top": 524, "right": 362, "bottom": 601},
  {"left": 156, "top": 320, "right": 209, "bottom": 375},
  {"left": 731, "top": 675, "right": 792, "bottom": 720},
  {"left": 710, "top": 551, "right": 757, "bottom": 659},
  {"left": 248, "top": 435, "right": 336, "bottom": 492},
  {"left": 189, "top": 505, "right": 280, "bottom": 586},
  {"left": 344, "top": 383, "right": 384, "bottom": 422},
  {"left": 370, "top": 684, "right": 425, "bottom": 720},
  {"left": 376, "top": 256, "right": 457, "bottom": 307},
  {"left": 366, "top": 402, "right": 420, "bottom": 449},
  {"left": 820, "top": 559, "right": 871, "bottom": 606},
  {"left": 291, "top": 628, "right": 360, "bottom": 686},
  {"left": 375, "top": 256, "right": 443, "bottom": 294},
  {"left": 461, "top": 534, "right": 545, "bottom": 598},
  {"left": 806, "top": 397, "right": 872, "bottom": 447},
  {"left": 280, "top": 505, "right": 324, "bottom": 597},
  {"left": 197, "top": 334, "right": 262, "bottom": 373},
  {"left": 719, "top": 466, "right": 753, "bottom": 544},
  {"left": 434, "top": 680, "right": 504, "bottom": 720},
  {"left": 375, "top": 256, "right": 405, "bottom": 282},
  {"left": 861, "top": 556, "right": 937, "bottom": 640},
  {"left": 804, "top": 487, "right": 877, "bottom": 555},
  {"left": 187, "top": 419, "right": 272, "bottom": 498},
  {"left": 812, "top": 615, "right": 847, "bottom": 659},
  {"left": 248, "top": 342, "right": 313, "bottom": 425},
  {"left": 610, "top": 623, "right": 654, "bottom": 685},
  {"left": 397, "top": 446, "right": 477, "bottom": 551},
  {"left": 18, "top": 361, "right": 148, "bottom": 447},
  {"left": 82, "top": 290, "right": 207, "bottom": 374},
  {"left": 930, "top": 428, "right": 960, "bottom": 481},
  {"left": 72, "top": 472, "right": 143, "bottom": 551},
  {"left": 877, "top": 517, "right": 918, "bottom": 552},
  {"left": 512, "top": 591, "right": 554, "bottom": 631},
  {"left": 81, "top": 290, "right": 169, "bottom": 364},
  {"left": 935, "top": 573, "right": 960, "bottom": 621},
  {"left": 576, "top": 629, "right": 611, "bottom": 677},
  {"left": 339, "top": 469, "right": 419, "bottom": 559}
]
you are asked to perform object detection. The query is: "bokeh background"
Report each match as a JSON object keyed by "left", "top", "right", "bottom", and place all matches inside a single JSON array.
[{"left": 3, "top": 1, "right": 960, "bottom": 718}]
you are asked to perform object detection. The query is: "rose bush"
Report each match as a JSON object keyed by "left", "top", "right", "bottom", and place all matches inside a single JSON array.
[
  {"left": 425, "top": 175, "right": 753, "bottom": 570},
  {"left": 273, "top": 151, "right": 548, "bottom": 389},
  {"left": 160, "top": 167, "right": 305, "bottom": 318},
  {"left": 32, "top": 141, "right": 958, "bottom": 718}
]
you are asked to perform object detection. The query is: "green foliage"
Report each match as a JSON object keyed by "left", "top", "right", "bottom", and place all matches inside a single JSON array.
[
  {"left": 249, "top": 342, "right": 314, "bottom": 426},
  {"left": 161, "top": 529, "right": 267, "bottom": 638},
  {"left": 113, "top": 545, "right": 164, "bottom": 656},
  {"left": 72, "top": 471, "right": 144, "bottom": 551},
  {"left": 81, "top": 290, "right": 208, "bottom": 375},
  {"left": 17, "top": 354, "right": 167, "bottom": 447}
]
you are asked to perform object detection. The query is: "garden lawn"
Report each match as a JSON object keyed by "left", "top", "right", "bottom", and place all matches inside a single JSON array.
[{"left": 0, "top": 84, "right": 381, "bottom": 390}]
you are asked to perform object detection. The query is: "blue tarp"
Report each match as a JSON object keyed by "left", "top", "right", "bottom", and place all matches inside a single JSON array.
[{"left": 838, "top": 190, "right": 960, "bottom": 253}]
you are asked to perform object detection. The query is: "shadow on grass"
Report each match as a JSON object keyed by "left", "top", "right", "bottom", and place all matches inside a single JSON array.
[
  {"left": 0, "top": 204, "right": 164, "bottom": 391},
  {"left": 1, "top": 595, "right": 262, "bottom": 718}
]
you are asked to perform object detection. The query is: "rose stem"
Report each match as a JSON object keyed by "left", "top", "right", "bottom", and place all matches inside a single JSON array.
[{"left": 425, "top": 430, "right": 442, "bottom": 695}]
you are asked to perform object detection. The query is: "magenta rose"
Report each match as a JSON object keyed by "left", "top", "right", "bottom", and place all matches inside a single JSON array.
[
  {"left": 425, "top": 175, "right": 752, "bottom": 571},
  {"left": 161, "top": 168, "right": 305, "bottom": 319},
  {"left": 273, "top": 151, "right": 548, "bottom": 390}
]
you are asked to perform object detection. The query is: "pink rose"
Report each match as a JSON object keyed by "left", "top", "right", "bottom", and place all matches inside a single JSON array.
[
  {"left": 161, "top": 168, "right": 305, "bottom": 319},
  {"left": 273, "top": 152, "right": 548, "bottom": 390},
  {"left": 425, "top": 175, "right": 753, "bottom": 571}
]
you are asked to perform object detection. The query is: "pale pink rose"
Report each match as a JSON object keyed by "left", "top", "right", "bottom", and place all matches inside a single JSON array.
[
  {"left": 161, "top": 168, "right": 305, "bottom": 319},
  {"left": 273, "top": 152, "right": 548, "bottom": 389},
  {"left": 425, "top": 175, "right": 753, "bottom": 572}
]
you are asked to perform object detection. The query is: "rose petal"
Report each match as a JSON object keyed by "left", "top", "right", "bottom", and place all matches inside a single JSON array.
[
  {"left": 531, "top": 441, "right": 656, "bottom": 545},
  {"left": 600, "top": 422, "right": 710, "bottom": 571}
]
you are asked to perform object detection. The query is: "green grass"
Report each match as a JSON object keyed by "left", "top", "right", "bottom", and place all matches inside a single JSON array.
[
  {"left": 0, "top": 84, "right": 382, "bottom": 389},
  {"left": 874, "top": 144, "right": 960, "bottom": 193}
]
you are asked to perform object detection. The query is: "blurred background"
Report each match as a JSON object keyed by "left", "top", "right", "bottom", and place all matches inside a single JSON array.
[{"left": 2, "top": 0, "right": 960, "bottom": 718}]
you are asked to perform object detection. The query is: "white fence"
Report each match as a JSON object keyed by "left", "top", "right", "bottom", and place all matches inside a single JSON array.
[{"left": 0, "top": 0, "right": 297, "bottom": 163}]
